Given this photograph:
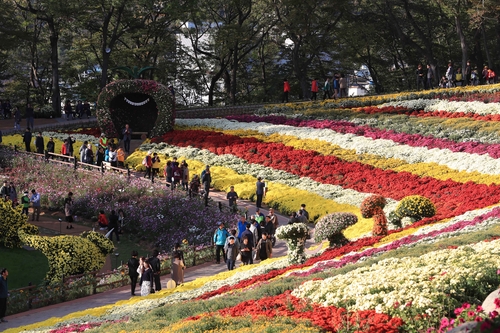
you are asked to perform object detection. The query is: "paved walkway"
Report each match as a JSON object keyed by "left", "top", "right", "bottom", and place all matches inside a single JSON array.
[
  {"left": 2, "top": 193, "right": 317, "bottom": 331},
  {"left": 0, "top": 116, "right": 319, "bottom": 331}
]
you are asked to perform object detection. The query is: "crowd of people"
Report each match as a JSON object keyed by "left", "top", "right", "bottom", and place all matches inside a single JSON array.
[{"left": 417, "top": 60, "right": 497, "bottom": 90}]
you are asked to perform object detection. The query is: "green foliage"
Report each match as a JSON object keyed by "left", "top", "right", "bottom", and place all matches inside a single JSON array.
[
  {"left": 18, "top": 230, "right": 113, "bottom": 283},
  {"left": 395, "top": 195, "right": 437, "bottom": 222},
  {"left": 0, "top": 199, "right": 39, "bottom": 248}
]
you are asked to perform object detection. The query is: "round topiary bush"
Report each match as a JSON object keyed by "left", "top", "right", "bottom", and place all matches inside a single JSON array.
[
  {"left": 361, "top": 194, "right": 388, "bottom": 236},
  {"left": 395, "top": 195, "right": 436, "bottom": 222},
  {"left": 0, "top": 200, "right": 39, "bottom": 248},
  {"left": 314, "top": 212, "right": 358, "bottom": 248}
]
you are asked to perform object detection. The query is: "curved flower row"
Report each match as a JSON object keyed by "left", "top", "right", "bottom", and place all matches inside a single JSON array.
[
  {"left": 150, "top": 128, "right": 500, "bottom": 224},
  {"left": 292, "top": 238, "right": 500, "bottom": 316},
  {"left": 289, "top": 205, "right": 500, "bottom": 278},
  {"left": 187, "top": 291, "right": 404, "bottom": 333},
  {"left": 137, "top": 142, "right": 398, "bottom": 211},
  {"left": 181, "top": 124, "right": 500, "bottom": 185},
  {"left": 177, "top": 118, "right": 500, "bottom": 177},
  {"left": 380, "top": 98, "right": 500, "bottom": 116},
  {"left": 258, "top": 104, "right": 500, "bottom": 145},
  {"left": 227, "top": 114, "right": 500, "bottom": 160}
]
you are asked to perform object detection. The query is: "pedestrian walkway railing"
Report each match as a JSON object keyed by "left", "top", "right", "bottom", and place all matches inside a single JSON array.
[
  {"left": 6, "top": 244, "right": 216, "bottom": 316},
  {"left": 14, "top": 147, "right": 131, "bottom": 178}
]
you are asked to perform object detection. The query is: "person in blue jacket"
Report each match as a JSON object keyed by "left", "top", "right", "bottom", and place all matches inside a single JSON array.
[{"left": 214, "top": 222, "right": 230, "bottom": 264}]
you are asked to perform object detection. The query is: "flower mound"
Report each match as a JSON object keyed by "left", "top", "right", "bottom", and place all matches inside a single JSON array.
[
  {"left": 361, "top": 194, "right": 388, "bottom": 236},
  {"left": 395, "top": 195, "right": 436, "bottom": 222},
  {"left": 314, "top": 212, "right": 358, "bottom": 248}
]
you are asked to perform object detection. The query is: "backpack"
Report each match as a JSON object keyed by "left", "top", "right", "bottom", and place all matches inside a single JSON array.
[{"left": 142, "top": 156, "right": 148, "bottom": 166}]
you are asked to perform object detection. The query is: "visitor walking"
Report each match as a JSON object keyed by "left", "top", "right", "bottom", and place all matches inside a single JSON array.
[
  {"left": 171, "top": 243, "right": 185, "bottom": 286},
  {"left": 140, "top": 259, "right": 153, "bottom": 296},
  {"left": 181, "top": 161, "right": 189, "bottom": 191},
  {"left": 143, "top": 151, "right": 152, "bottom": 179},
  {"left": 21, "top": 191, "right": 30, "bottom": 215},
  {"left": 0, "top": 268, "right": 8, "bottom": 323},
  {"left": 64, "top": 192, "right": 74, "bottom": 229},
  {"left": 322, "top": 78, "right": 331, "bottom": 100},
  {"left": 282, "top": 78, "right": 290, "bottom": 103},
  {"left": 255, "top": 177, "right": 265, "bottom": 208},
  {"left": 310, "top": 78, "right": 318, "bottom": 100},
  {"left": 8, "top": 182, "right": 17, "bottom": 207},
  {"left": 149, "top": 250, "right": 161, "bottom": 292},
  {"left": 30, "top": 189, "right": 41, "bottom": 221},
  {"left": 201, "top": 165, "right": 211, "bottom": 206},
  {"left": 22, "top": 128, "right": 32, "bottom": 152},
  {"left": 127, "top": 251, "right": 140, "bottom": 296},
  {"left": 107, "top": 210, "right": 120, "bottom": 243},
  {"left": 426, "top": 64, "right": 434, "bottom": 89},
  {"left": 339, "top": 74, "right": 348, "bottom": 97},
  {"left": 224, "top": 236, "right": 239, "bottom": 270},
  {"left": 214, "top": 222, "right": 230, "bottom": 264},
  {"left": 122, "top": 124, "right": 132, "bottom": 154},
  {"left": 255, "top": 232, "right": 273, "bottom": 261},
  {"left": 226, "top": 185, "right": 238, "bottom": 213}
]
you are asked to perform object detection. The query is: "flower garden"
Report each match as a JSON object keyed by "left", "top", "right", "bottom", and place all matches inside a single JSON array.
[{"left": 6, "top": 84, "right": 500, "bottom": 332}]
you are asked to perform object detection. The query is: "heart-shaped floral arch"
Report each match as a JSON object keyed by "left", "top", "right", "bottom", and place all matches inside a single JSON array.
[{"left": 96, "top": 79, "right": 174, "bottom": 138}]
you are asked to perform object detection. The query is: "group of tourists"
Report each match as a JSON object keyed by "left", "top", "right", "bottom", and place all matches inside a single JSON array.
[
  {"left": 63, "top": 100, "right": 92, "bottom": 120},
  {"left": 417, "top": 60, "right": 497, "bottom": 90},
  {"left": 213, "top": 206, "right": 284, "bottom": 270},
  {"left": 0, "top": 182, "right": 41, "bottom": 221},
  {"left": 126, "top": 245, "right": 185, "bottom": 297}
]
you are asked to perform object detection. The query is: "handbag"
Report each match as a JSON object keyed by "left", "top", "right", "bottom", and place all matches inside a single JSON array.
[{"left": 236, "top": 253, "right": 241, "bottom": 261}]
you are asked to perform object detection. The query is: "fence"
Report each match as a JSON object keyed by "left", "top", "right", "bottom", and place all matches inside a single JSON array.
[
  {"left": 6, "top": 243, "right": 216, "bottom": 316},
  {"left": 176, "top": 105, "right": 263, "bottom": 119}
]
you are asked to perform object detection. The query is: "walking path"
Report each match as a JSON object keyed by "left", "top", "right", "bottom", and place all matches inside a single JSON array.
[{"left": 0, "top": 117, "right": 319, "bottom": 331}]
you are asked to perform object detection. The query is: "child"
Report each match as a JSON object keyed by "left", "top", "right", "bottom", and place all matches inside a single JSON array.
[
  {"left": 21, "top": 191, "right": 30, "bottom": 215},
  {"left": 224, "top": 236, "right": 239, "bottom": 270},
  {"left": 97, "top": 210, "right": 109, "bottom": 230},
  {"left": 116, "top": 147, "right": 125, "bottom": 167}
]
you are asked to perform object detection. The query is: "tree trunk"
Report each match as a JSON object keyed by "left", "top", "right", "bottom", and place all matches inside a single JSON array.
[
  {"left": 100, "top": 51, "right": 111, "bottom": 90},
  {"left": 48, "top": 20, "right": 61, "bottom": 117},
  {"left": 481, "top": 24, "right": 492, "bottom": 68},
  {"left": 230, "top": 44, "right": 238, "bottom": 105},
  {"left": 455, "top": 15, "right": 468, "bottom": 74}
]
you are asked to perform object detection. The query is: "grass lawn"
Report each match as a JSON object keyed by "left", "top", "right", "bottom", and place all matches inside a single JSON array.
[{"left": 0, "top": 246, "right": 49, "bottom": 289}]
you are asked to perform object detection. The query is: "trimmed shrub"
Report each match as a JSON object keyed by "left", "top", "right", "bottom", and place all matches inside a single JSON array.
[
  {"left": 18, "top": 230, "right": 114, "bottom": 283},
  {"left": 361, "top": 194, "right": 388, "bottom": 236},
  {"left": 314, "top": 212, "right": 358, "bottom": 248},
  {"left": 0, "top": 200, "right": 39, "bottom": 248}
]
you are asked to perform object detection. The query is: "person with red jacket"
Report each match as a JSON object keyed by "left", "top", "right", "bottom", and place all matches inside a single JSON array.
[
  {"left": 143, "top": 151, "right": 153, "bottom": 179},
  {"left": 282, "top": 78, "right": 290, "bottom": 103},
  {"left": 311, "top": 78, "right": 318, "bottom": 100}
]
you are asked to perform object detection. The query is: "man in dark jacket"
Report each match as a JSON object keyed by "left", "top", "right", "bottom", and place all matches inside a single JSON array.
[
  {"left": 35, "top": 132, "right": 44, "bottom": 154},
  {"left": 0, "top": 268, "right": 8, "bottom": 323},
  {"left": 149, "top": 250, "right": 161, "bottom": 292},
  {"left": 127, "top": 251, "right": 140, "bottom": 296},
  {"left": 22, "top": 128, "right": 32, "bottom": 152}
]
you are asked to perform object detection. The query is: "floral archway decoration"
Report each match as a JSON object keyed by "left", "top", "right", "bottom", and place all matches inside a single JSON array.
[{"left": 96, "top": 79, "right": 174, "bottom": 138}]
